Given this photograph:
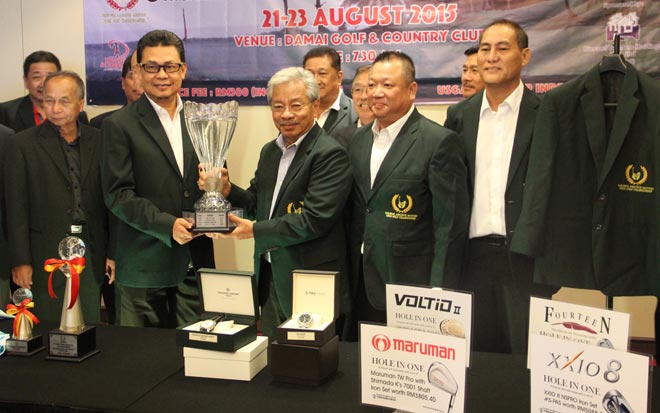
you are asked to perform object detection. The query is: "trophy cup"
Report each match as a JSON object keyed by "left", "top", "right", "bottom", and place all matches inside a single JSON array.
[
  {"left": 184, "top": 100, "right": 243, "bottom": 233},
  {"left": 44, "top": 236, "right": 99, "bottom": 362},
  {"left": 5, "top": 288, "right": 45, "bottom": 356}
]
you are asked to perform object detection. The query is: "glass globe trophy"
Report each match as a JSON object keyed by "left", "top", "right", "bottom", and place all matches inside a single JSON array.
[
  {"left": 46, "top": 236, "right": 100, "bottom": 362},
  {"left": 5, "top": 288, "right": 45, "bottom": 356},
  {"left": 183, "top": 100, "right": 243, "bottom": 232}
]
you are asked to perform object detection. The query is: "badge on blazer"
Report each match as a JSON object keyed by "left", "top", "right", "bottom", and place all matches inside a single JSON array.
[
  {"left": 286, "top": 201, "right": 304, "bottom": 214},
  {"left": 618, "top": 164, "right": 654, "bottom": 194},
  {"left": 385, "top": 194, "right": 418, "bottom": 220}
]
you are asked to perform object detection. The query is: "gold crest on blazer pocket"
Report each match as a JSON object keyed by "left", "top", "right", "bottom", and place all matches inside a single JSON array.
[
  {"left": 286, "top": 201, "right": 304, "bottom": 214},
  {"left": 385, "top": 194, "right": 418, "bottom": 220}
]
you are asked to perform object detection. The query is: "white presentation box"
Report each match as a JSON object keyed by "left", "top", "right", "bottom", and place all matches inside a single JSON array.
[{"left": 183, "top": 336, "right": 268, "bottom": 381}]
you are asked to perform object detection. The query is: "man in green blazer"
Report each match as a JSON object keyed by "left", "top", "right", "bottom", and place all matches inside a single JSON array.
[
  {"left": 4, "top": 71, "right": 111, "bottom": 323},
  {"left": 214, "top": 67, "right": 352, "bottom": 339},
  {"left": 348, "top": 51, "right": 469, "bottom": 324},
  {"left": 101, "top": 30, "right": 214, "bottom": 328},
  {"left": 445, "top": 19, "right": 556, "bottom": 354}
]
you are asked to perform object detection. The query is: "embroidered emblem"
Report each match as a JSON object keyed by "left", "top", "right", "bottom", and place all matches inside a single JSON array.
[{"left": 287, "top": 201, "right": 304, "bottom": 214}]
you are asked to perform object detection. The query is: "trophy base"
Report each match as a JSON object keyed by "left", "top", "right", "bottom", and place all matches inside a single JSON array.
[
  {"left": 5, "top": 335, "right": 45, "bottom": 356},
  {"left": 46, "top": 325, "right": 99, "bottom": 362},
  {"left": 190, "top": 207, "right": 244, "bottom": 234}
]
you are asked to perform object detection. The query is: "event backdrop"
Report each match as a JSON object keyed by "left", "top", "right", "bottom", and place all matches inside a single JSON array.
[{"left": 84, "top": 0, "right": 660, "bottom": 105}]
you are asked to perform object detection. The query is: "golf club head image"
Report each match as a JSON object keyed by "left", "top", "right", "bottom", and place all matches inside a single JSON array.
[
  {"left": 602, "top": 389, "right": 634, "bottom": 413},
  {"left": 428, "top": 361, "right": 459, "bottom": 412},
  {"left": 596, "top": 338, "right": 614, "bottom": 349}
]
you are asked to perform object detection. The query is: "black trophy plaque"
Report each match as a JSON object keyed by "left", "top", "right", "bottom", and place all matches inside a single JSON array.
[
  {"left": 6, "top": 335, "right": 45, "bottom": 356},
  {"left": 46, "top": 326, "right": 99, "bottom": 362}
]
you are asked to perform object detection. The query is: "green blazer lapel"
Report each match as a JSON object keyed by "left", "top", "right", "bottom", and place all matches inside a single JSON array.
[
  {"left": 180, "top": 110, "right": 197, "bottom": 184},
  {"left": 37, "top": 122, "right": 69, "bottom": 181},
  {"left": 506, "top": 88, "right": 539, "bottom": 191},
  {"left": 272, "top": 125, "right": 320, "bottom": 210},
  {"left": 369, "top": 109, "right": 419, "bottom": 202},
  {"left": 351, "top": 127, "right": 373, "bottom": 201},
  {"left": 599, "top": 67, "right": 640, "bottom": 189},
  {"left": 260, "top": 141, "right": 282, "bottom": 219},
  {"left": 462, "top": 96, "right": 481, "bottom": 190},
  {"left": 136, "top": 96, "right": 182, "bottom": 180},
  {"left": 581, "top": 67, "right": 608, "bottom": 176}
]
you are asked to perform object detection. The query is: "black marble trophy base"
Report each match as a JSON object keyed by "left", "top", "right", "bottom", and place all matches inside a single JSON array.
[
  {"left": 46, "top": 325, "right": 99, "bottom": 362},
  {"left": 6, "top": 335, "right": 45, "bottom": 356}
]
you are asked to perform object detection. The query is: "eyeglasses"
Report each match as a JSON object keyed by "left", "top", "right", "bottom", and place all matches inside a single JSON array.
[
  {"left": 270, "top": 102, "right": 311, "bottom": 114},
  {"left": 139, "top": 62, "right": 184, "bottom": 74}
]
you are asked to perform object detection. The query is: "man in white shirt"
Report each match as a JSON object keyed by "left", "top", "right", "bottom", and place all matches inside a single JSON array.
[
  {"left": 348, "top": 51, "right": 468, "bottom": 324},
  {"left": 303, "top": 46, "right": 357, "bottom": 139},
  {"left": 101, "top": 30, "right": 214, "bottom": 328},
  {"left": 445, "top": 19, "right": 556, "bottom": 353}
]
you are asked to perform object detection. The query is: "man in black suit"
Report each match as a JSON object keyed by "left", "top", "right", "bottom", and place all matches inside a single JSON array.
[
  {"left": 4, "top": 71, "right": 111, "bottom": 322},
  {"left": 90, "top": 51, "right": 143, "bottom": 129},
  {"left": 0, "top": 124, "right": 13, "bottom": 308},
  {"left": 0, "top": 51, "right": 88, "bottom": 132},
  {"left": 101, "top": 30, "right": 214, "bottom": 328},
  {"left": 445, "top": 19, "right": 555, "bottom": 354},
  {"left": 212, "top": 67, "right": 352, "bottom": 339},
  {"left": 349, "top": 51, "right": 468, "bottom": 324},
  {"left": 303, "top": 46, "right": 357, "bottom": 140}
]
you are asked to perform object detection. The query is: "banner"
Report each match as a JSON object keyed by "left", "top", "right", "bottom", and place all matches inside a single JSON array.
[{"left": 84, "top": 0, "right": 660, "bottom": 105}]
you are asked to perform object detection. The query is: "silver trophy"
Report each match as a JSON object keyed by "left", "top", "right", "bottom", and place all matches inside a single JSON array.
[
  {"left": 57, "top": 236, "right": 86, "bottom": 332},
  {"left": 12, "top": 288, "right": 35, "bottom": 340},
  {"left": 5, "top": 288, "right": 45, "bottom": 356},
  {"left": 46, "top": 236, "right": 99, "bottom": 361},
  {"left": 184, "top": 100, "right": 242, "bottom": 232}
]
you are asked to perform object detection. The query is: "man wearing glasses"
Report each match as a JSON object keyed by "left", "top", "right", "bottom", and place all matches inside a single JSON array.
[
  {"left": 100, "top": 30, "right": 214, "bottom": 328},
  {"left": 210, "top": 67, "right": 352, "bottom": 339}
]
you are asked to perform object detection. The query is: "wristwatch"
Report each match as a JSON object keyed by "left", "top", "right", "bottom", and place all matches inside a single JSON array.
[
  {"left": 199, "top": 313, "right": 226, "bottom": 332},
  {"left": 297, "top": 313, "right": 313, "bottom": 329}
]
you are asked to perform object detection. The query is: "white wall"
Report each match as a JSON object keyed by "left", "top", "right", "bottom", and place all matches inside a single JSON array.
[{"left": 1, "top": 0, "right": 654, "bottom": 339}]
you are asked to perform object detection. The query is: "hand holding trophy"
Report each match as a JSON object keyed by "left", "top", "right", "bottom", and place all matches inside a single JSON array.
[{"left": 184, "top": 100, "right": 242, "bottom": 233}]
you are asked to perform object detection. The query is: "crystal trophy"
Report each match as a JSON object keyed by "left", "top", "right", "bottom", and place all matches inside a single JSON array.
[
  {"left": 45, "top": 236, "right": 99, "bottom": 361},
  {"left": 184, "top": 100, "right": 243, "bottom": 232},
  {"left": 5, "top": 288, "right": 45, "bottom": 356}
]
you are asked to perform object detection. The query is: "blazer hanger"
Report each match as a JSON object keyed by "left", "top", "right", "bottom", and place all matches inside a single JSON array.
[{"left": 599, "top": 34, "right": 627, "bottom": 74}]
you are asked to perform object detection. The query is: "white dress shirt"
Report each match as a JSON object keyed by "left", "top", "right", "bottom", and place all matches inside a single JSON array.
[
  {"left": 470, "top": 81, "right": 525, "bottom": 238},
  {"left": 146, "top": 94, "right": 185, "bottom": 176}
]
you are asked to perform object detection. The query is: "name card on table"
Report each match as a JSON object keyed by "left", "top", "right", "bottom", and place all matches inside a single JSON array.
[
  {"left": 527, "top": 297, "right": 630, "bottom": 367},
  {"left": 530, "top": 334, "right": 649, "bottom": 413},
  {"left": 361, "top": 323, "right": 467, "bottom": 413},
  {"left": 386, "top": 283, "right": 472, "bottom": 367}
]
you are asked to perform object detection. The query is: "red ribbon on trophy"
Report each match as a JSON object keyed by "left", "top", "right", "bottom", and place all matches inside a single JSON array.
[
  {"left": 43, "top": 257, "right": 86, "bottom": 309},
  {"left": 6, "top": 299, "right": 40, "bottom": 337}
]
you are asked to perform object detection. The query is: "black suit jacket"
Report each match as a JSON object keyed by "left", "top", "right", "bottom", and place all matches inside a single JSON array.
[
  {"left": 511, "top": 64, "right": 660, "bottom": 295},
  {"left": 3, "top": 122, "right": 108, "bottom": 322},
  {"left": 0, "top": 95, "right": 89, "bottom": 132},
  {"left": 90, "top": 108, "right": 121, "bottom": 129},
  {"left": 228, "top": 124, "right": 352, "bottom": 316},
  {"left": 323, "top": 92, "right": 358, "bottom": 139},
  {"left": 445, "top": 87, "right": 541, "bottom": 285},
  {"left": 101, "top": 94, "right": 214, "bottom": 288},
  {"left": 348, "top": 108, "right": 469, "bottom": 310},
  {"left": 0, "top": 124, "right": 14, "bottom": 286}
]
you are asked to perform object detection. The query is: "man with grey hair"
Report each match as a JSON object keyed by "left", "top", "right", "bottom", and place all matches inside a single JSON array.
[
  {"left": 4, "top": 71, "right": 113, "bottom": 322},
  {"left": 212, "top": 66, "right": 353, "bottom": 338}
]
